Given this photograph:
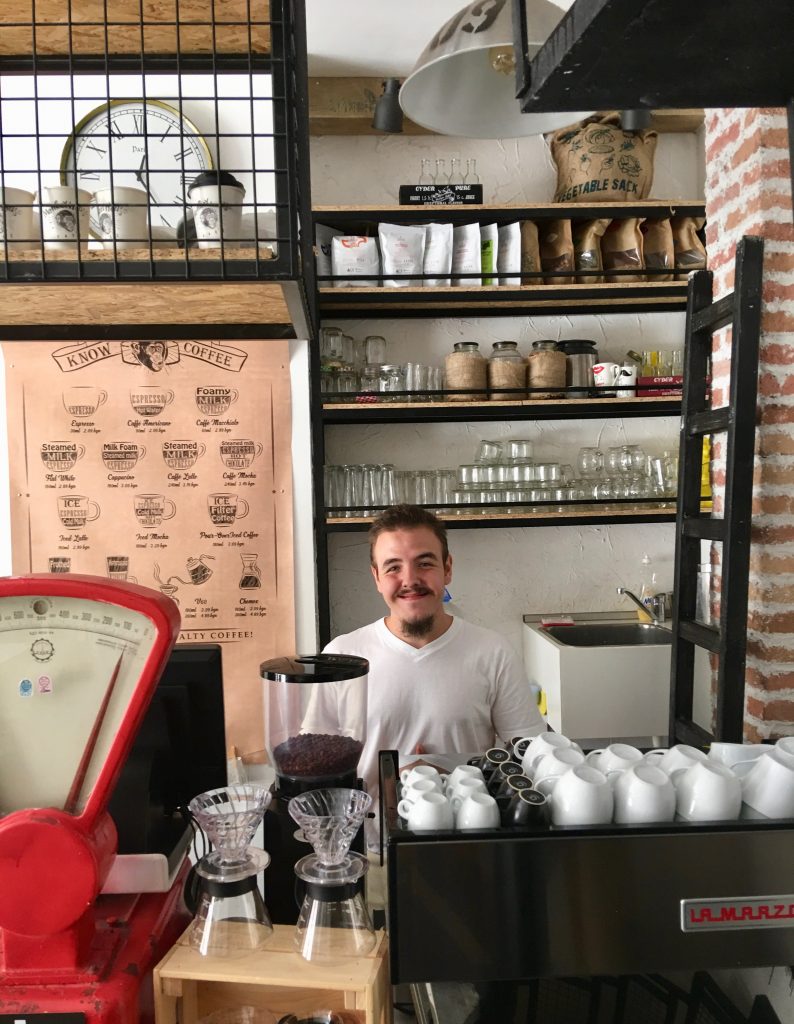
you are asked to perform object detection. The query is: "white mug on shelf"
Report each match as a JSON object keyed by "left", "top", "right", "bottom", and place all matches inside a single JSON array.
[
  {"left": 532, "top": 746, "right": 584, "bottom": 787},
  {"left": 397, "top": 778, "right": 442, "bottom": 818},
  {"left": 454, "top": 791, "right": 500, "bottom": 830},
  {"left": 613, "top": 763, "right": 676, "bottom": 824},
  {"left": 447, "top": 775, "right": 488, "bottom": 802},
  {"left": 616, "top": 363, "right": 638, "bottom": 398},
  {"left": 38, "top": 185, "right": 91, "bottom": 251},
  {"left": 520, "top": 732, "right": 579, "bottom": 776},
  {"left": 672, "top": 759, "right": 742, "bottom": 822},
  {"left": 592, "top": 361, "right": 620, "bottom": 395},
  {"left": 585, "top": 743, "right": 643, "bottom": 775},
  {"left": 92, "top": 186, "right": 150, "bottom": 249},
  {"left": 0, "top": 186, "right": 35, "bottom": 251},
  {"left": 545, "top": 765, "right": 613, "bottom": 826},
  {"left": 400, "top": 764, "right": 441, "bottom": 789},
  {"left": 403, "top": 790, "right": 454, "bottom": 831},
  {"left": 645, "top": 744, "right": 708, "bottom": 775},
  {"left": 741, "top": 750, "right": 794, "bottom": 819},
  {"left": 445, "top": 764, "right": 484, "bottom": 791}
]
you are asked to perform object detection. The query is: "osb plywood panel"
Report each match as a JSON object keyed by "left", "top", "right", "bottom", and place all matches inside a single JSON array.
[{"left": 0, "top": 0, "right": 271, "bottom": 55}]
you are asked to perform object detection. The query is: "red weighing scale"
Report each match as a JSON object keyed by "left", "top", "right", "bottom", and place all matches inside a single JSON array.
[{"left": 0, "top": 574, "right": 189, "bottom": 1024}]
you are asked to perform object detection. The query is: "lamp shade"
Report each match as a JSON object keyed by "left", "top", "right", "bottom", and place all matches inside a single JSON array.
[{"left": 399, "top": 0, "right": 594, "bottom": 138}]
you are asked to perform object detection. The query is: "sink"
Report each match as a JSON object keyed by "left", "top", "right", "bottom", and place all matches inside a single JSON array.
[
  {"left": 523, "top": 613, "right": 672, "bottom": 744},
  {"left": 542, "top": 622, "right": 672, "bottom": 647}
]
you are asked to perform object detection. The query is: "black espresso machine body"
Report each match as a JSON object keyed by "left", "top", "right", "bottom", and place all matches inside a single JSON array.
[{"left": 261, "top": 654, "right": 369, "bottom": 924}]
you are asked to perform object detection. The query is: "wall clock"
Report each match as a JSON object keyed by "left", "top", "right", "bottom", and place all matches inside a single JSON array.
[{"left": 61, "top": 99, "right": 213, "bottom": 237}]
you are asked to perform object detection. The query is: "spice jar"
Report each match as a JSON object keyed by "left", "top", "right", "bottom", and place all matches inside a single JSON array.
[
  {"left": 488, "top": 341, "right": 526, "bottom": 401},
  {"left": 444, "top": 341, "right": 487, "bottom": 402},
  {"left": 528, "top": 340, "right": 566, "bottom": 400}
]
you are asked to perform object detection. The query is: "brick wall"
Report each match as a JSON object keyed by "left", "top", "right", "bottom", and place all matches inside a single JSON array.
[{"left": 704, "top": 107, "right": 794, "bottom": 738}]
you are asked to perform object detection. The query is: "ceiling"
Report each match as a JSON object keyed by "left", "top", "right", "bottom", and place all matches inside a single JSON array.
[{"left": 305, "top": 0, "right": 572, "bottom": 77}]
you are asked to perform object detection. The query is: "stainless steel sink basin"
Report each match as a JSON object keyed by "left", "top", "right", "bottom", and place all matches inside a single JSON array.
[{"left": 542, "top": 622, "right": 672, "bottom": 647}]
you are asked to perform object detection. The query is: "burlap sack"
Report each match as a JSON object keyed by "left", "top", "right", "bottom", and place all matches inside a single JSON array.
[{"left": 548, "top": 114, "right": 657, "bottom": 204}]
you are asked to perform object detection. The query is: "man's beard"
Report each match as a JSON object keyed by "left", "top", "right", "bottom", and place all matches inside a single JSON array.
[{"left": 400, "top": 613, "right": 436, "bottom": 638}]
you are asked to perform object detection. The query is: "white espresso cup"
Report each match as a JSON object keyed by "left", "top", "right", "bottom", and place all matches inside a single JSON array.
[
  {"left": 445, "top": 764, "right": 485, "bottom": 791},
  {"left": 454, "top": 791, "right": 500, "bottom": 831},
  {"left": 521, "top": 732, "right": 580, "bottom": 775},
  {"left": 532, "top": 747, "right": 585, "bottom": 789},
  {"left": 188, "top": 170, "right": 245, "bottom": 249},
  {"left": 400, "top": 764, "right": 441, "bottom": 789},
  {"left": 672, "top": 759, "right": 742, "bottom": 822},
  {"left": 397, "top": 778, "right": 442, "bottom": 817},
  {"left": 645, "top": 744, "right": 708, "bottom": 775},
  {"left": 616, "top": 363, "right": 638, "bottom": 398},
  {"left": 38, "top": 185, "right": 91, "bottom": 250},
  {"left": 403, "top": 790, "right": 454, "bottom": 831},
  {"left": 742, "top": 749, "right": 794, "bottom": 819},
  {"left": 448, "top": 775, "right": 489, "bottom": 804},
  {"left": 92, "top": 186, "right": 150, "bottom": 249},
  {"left": 547, "top": 765, "right": 614, "bottom": 826},
  {"left": 709, "top": 742, "right": 770, "bottom": 768},
  {"left": 613, "top": 763, "right": 676, "bottom": 824},
  {"left": 0, "top": 186, "right": 35, "bottom": 250},
  {"left": 775, "top": 737, "right": 794, "bottom": 766},
  {"left": 586, "top": 743, "right": 643, "bottom": 775}
]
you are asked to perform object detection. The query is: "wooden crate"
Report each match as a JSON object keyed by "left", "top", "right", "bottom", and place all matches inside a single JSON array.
[{"left": 154, "top": 926, "right": 391, "bottom": 1024}]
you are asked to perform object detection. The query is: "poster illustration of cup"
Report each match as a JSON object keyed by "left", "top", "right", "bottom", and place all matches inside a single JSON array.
[
  {"left": 219, "top": 439, "right": 263, "bottom": 469},
  {"left": 40, "top": 442, "right": 85, "bottom": 472},
  {"left": 207, "top": 492, "right": 249, "bottom": 525},
  {"left": 106, "top": 555, "right": 137, "bottom": 583},
  {"left": 102, "top": 441, "right": 146, "bottom": 472},
  {"left": 63, "top": 387, "right": 107, "bottom": 418},
  {"left": 57, "top": 494, "right": 100, "bottom": 528},
  {"left": 134, "top": 493, "right": 176, "bottom": 527},
  {"left": 48, "top": 556, "right": 71, "bottom": 573},
  {"left": 162, "top": 439, "right": 206, "bottom": 470},
  {"left": 195, "top": 386, "right": 239, "bottom": 417}
]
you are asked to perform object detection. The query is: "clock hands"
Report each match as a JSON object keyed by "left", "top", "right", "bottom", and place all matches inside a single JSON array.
[{"left": 135, "top": 152, "right": 158, "bottom": 208}]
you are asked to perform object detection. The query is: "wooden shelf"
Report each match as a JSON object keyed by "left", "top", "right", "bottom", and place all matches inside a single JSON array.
[
  {"left": 322, "top": 395, "right": 681, "bottom": 424},
  {"left": 326, "top": 506, "right": 677, "bottom": 531},
  {"left": 1, "top": 245, "right": 276, "bottom": 262}
]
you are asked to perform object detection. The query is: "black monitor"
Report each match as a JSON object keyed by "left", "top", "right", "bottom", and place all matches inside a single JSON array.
[{"left": 109, "top": 643, "right": 227, "bottom": 856}]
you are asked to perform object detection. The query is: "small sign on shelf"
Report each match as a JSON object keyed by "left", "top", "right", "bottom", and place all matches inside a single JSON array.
[{"left": 399, "top": 184, "right": 483, "bottom": 206}]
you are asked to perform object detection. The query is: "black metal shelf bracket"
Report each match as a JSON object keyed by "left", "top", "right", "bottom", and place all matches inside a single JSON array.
[{"left": 670, "top": 235, "right": 764, "bottom": 745}]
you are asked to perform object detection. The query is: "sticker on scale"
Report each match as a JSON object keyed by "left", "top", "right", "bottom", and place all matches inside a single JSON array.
[
  {"left": 38, "top": 675, "right": 52, "bottom": 693},
  {"left": 18, "top": 678, "right": 33, "bottom": 697}
]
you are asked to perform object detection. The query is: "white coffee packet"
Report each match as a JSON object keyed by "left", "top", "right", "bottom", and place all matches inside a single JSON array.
[
  {"left": 331, "top": 235, "right": 380, "bottom": 288},
  {"left": 423, "top": 222, "right": 453, "bottom": 287},
  {"left": 315, "top": 223, "right": 342, "bottom": 281},
  {"left": 480, "top": 222, "right": 498, "bottom": 286},
  {"left": 452, "top": 223, "right": 481, "bottom": 288},
  {"left": 497, "top": 222, "right": 521, "bottom": 286},
  {"left": 378, "top": 222, "right": 426, "bottom": 287}
]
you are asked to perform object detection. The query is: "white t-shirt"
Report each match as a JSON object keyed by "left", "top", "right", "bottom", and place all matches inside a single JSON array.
[{"left": 322, "top": 616, "right": 545, "bottom": 807}]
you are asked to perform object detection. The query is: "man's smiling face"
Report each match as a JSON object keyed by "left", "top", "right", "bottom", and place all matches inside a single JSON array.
[{"left": 370, "top": 526, "right": 452, "bottom": 638}]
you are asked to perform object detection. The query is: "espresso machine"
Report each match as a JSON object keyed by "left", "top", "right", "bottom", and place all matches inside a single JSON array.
[
  {"left": 0, "top": 574, "right": 188, "bottom": 1024},
  {"left": 259, "top": 654, "right": 369, "bottom": 924}
]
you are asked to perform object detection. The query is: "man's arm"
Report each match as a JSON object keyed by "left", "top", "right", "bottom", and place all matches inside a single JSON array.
[{"left": 490, "top": 640, "right": 546, "bottom": 743}]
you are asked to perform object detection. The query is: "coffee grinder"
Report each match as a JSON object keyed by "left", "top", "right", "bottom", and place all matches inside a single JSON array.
[
  {"left": 259, "top": 655, "right": 369, "bottom": 924},
  {"left": 0, "top": 573, "right": 185, "bottom": 1024}
]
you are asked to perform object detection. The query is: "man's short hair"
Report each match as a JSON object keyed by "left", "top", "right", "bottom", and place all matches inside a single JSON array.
[{"left": 368, "top": 504, "right": 449, "bottom": 566}]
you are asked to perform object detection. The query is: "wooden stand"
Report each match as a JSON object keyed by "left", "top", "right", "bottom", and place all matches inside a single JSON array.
[{"left": 154, "top": 926, "right": 391, "bottom": 1024}]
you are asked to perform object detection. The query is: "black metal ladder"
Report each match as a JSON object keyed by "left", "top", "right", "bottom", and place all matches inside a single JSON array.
[{"left": 670, "top": 235, "right": 764, "bottom": 745}]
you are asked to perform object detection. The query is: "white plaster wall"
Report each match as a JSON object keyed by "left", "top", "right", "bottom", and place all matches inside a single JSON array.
[{"left": 311, "top": 128, "right": 704, "bottom": 650}]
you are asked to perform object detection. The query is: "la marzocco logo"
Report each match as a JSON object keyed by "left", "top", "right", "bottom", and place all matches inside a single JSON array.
[{"left": 681, "top": 896, "right": 794, "bottom": 932}]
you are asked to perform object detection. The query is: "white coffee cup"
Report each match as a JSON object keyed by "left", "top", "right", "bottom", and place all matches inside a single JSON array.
[
  {"left": 448, "top": 775, "right": 488, "bottom": 803},
  {"left": 532, "top": 747, "right": 585, "bottom": 789},
  {"left": 742, "top": 750, "right": 794, "bottom": 818},
  {"left": 547, "top": 765, "right": 614, "bottom": 826},
  {"left": 592, "top": 361, "right": 620, "bottom": 395},
  {"left": 616, "top": 363, "right": 638, "bottom": 398},
  {"left": 0, "top": 186, "right": 35, "bottom": 251},
  {"left": 397, "top": 778, "right": 442, "bottom": 818},
  {"left": 709, "top": 742, "right": 770, "bottom": 768},
  {"left": 613, "top": 763, "right": 676, "bottom": 824},
  {"left": 403, "top": 790, "right": 454, "bottom": 831},
  {"left": 38, "top": 185, "right": 91, "bottom": 250},
  {"left": 521, "top": 732, "right": 580, "bottom": 776},
  {"left": 188, "top": 170, "right": 245, "bottom": 249},
  {"left": 672, "top": 759, "right": 742, "bottom": 822},
  {"left": 92, "top": 186, "right": 150, "bottom": 249},
  {"left": 400, "top": 764, "right": 441, "bottom": 789},
  {"left": 454, "top": 791, "right": 500, "bottom": 830},
  {"left": 775, "top": 737, "right": 794, "bottom": 766},
  {"left": 645, "top": 744, "right": 708, "bottom": 775},
  {"left": 586, "top": 743, "right": 643, "bottom": 775},
  {"left": 445, "top": 764, "right": 484, "bottom": 791}
]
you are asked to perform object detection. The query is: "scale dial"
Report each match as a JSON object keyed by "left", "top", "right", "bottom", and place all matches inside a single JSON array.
[{"left": 0, "top": 577, "right": 179, "bottom": 822}]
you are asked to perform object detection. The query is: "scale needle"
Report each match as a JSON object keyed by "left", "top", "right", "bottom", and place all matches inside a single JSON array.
[{"left": 64, "top": 651, "right": 124, "bottom": 815}]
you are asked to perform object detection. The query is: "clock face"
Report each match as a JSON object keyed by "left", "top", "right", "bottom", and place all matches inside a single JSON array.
[{"left": 61, "top": 99, "right": 213, "bottom": 238}]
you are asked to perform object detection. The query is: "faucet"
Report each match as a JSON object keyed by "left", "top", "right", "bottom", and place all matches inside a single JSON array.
[{"left": 616, "top": 586, "right": 667, "bottom": 624}]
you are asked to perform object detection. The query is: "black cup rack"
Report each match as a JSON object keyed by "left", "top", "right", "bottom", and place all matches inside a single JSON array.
[{"left": 379, "top": 751, "right": 794, "bottom": 985}]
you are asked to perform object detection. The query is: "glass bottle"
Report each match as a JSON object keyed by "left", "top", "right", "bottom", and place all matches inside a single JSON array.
[
  {"left": 433, "top": 158, "right": 447, "bottom": 185},
  {"left": 487, "top": 341, "right": 526, "bottom": 402},
  {"left": 364, "top": 334, "right": 387, "bottom": 364},
  {"left": 463, "top": 158, "right": 480, "bottom": 185},
  {"left": 418, "top": 158, "right": 433, "bottom": 185},
  {"left": 444, "top": 341, "right": 487, "bottom": 403},
  {"left": 448, "top": 157, "right": 464, "bottom": 185}
]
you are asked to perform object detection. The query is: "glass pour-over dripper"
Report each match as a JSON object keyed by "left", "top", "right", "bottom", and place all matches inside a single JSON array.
[
  {"left": 288, "top": 788, "right": 376, "bottom": 961},
  {"left": 188, "top": 784, "right": 273, "bottom": 957}
]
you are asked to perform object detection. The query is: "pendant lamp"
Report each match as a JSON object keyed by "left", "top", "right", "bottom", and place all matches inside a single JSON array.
[{"left": 399, "top": 0, "right": 594, "bottom": 138}]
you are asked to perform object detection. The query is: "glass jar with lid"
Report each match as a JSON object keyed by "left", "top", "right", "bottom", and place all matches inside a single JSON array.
[
  {"left": 359, "top": 364, "right": 383, "bottom": 402},
  {"left": 444, "top": 341, "right": 487, "bottom": 402},
  {"left": 320, "top": 326, "right": 344, "bottom": 368},
  {"left": 336, "top": 366, "right": 359, "bottom": 398},
  {"left": 488, "top": 341, "right": 527, "bottom": 402},
  {"left": 364, "top": 335, "right": 387, "bottom": 365},
  {"left": 528, "top": 339, "right": 566, "bottom": 400},
  {"left": 380, "top": 364, "right": 406, "bottom": 402}
]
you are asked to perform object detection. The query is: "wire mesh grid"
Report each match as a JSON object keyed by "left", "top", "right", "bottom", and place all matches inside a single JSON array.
[{"left": 0, "top": 0, "right": 304, "bottom": 281}]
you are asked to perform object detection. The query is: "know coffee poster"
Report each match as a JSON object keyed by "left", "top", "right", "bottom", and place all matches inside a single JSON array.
[{"left": 2, "top": 337, "right": 295, "bottom": 757}]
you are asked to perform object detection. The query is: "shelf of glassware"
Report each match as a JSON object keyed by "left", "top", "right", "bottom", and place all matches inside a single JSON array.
[{"left": 321, "top": 394, "right": 681, "bottom": 424}]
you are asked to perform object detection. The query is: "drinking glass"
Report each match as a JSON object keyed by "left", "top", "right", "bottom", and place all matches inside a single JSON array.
[
  {"left": 536, "top": 462, "right": 561, "bottom": 483},
  {"left": 321, "top": 327, "right": 344, "bottom": 363},
  {"left": 606, "top": 446, "right": 623, "bottom": 474},
  {"left": 560, "top": 463, "right": 575, "bottom": 484},
  {"left": 365, "top": 335, "right": 387, "bottom": 364},
  {"left": 477, "top": 439, "right": 504, "bottom": 464},
  {"left": 380, "top": 464, "right": 398, "bottom": 506},
  {"left": 342, "top": 464, "right": 363, "bottom": 517},
  {"left": 577, "top": 447, "right": 603, "bottom": 478},
  {"left": 506, "top": 439, "right": 533, "bottom": 461},
  {"left": 458, "top": 464, "right": 482, "bottom": 486}
]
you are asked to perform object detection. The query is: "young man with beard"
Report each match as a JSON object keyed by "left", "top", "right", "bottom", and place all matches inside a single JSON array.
[{"left": 322, "top": 504, "right": 545, "bottom": 811}]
